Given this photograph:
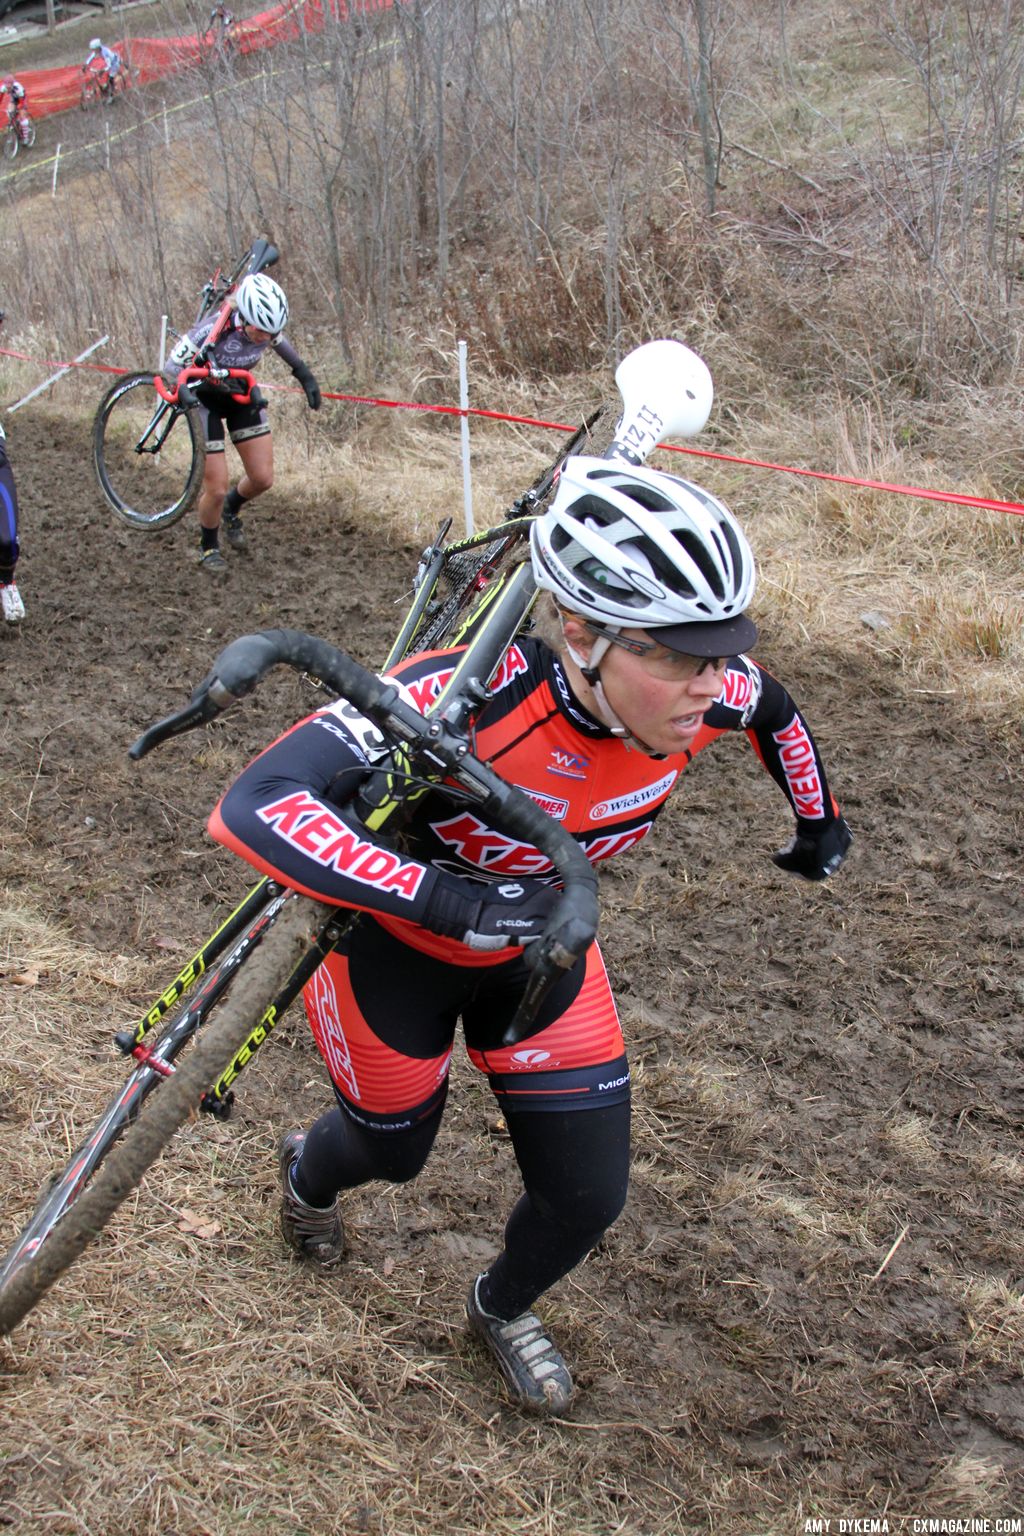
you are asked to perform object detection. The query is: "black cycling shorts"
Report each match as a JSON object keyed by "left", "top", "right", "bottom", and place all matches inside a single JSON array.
[{"left": 195, "top": 384, "right": 270, "bottom": 452}]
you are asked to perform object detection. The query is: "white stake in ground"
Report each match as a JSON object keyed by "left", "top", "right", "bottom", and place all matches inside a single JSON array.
[
  {"left": 458, "top": 338, "right": 473, "bottom": 535},
  {"left": 8, "top": 337, "right": 110, "bottom": 413}
]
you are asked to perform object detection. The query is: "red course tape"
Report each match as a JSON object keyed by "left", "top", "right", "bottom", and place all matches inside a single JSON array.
[{"left": 2, "top": 345, "right": 1021, "bottom": 518}]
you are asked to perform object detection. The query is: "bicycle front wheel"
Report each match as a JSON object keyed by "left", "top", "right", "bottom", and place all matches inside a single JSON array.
[
  {"left": 2, "top": 129, "right": 17, "bottom": 161},
  {"left": 92, "top": 371, "right": 206, "bottom": 530},
  {"left": 0, "top": 894, "right": 327, "bottom": 1337}
]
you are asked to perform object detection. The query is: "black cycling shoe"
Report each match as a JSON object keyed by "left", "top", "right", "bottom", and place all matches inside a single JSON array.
[{"left": 466, "top": 1275, "right": 574, "bottom": 1415}]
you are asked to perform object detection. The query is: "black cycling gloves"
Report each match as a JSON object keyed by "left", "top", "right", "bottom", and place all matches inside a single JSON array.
[
  {"left": 292, "top": 363, "right": 322, "bottom": 411},
  {"left": 425, "top": 872, "right": 559, "bottom": 951},
  {"left": 772, "top": 816, "right": 852, "bottom": 882}
]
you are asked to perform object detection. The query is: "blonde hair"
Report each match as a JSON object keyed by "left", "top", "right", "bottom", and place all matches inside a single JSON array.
[{"left": 530, "top": 592, "right": 599, "bottom": 654}]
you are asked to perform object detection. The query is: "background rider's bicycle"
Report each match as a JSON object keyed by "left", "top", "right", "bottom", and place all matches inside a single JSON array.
[
  {"left": 91, "top": 236, "right": 280, "bottom": 529},
  {"left": 80, "top": 64, "right": 130, "bottom": 110},
  {"left": 1, "top": 102, "right": 34, "bottom": 159},
  {"left": 0, "top": 339, "right": 702, "bottom": 1339}
]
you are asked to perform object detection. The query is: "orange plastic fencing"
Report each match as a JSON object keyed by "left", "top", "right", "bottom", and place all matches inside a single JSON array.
[{"left": 10, "top": 0, "right": 394, "bottom": 120}]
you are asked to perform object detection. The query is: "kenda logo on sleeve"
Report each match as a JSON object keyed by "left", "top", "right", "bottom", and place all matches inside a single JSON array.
[
  {"left": 256, "top": 790, "right": 427, "bottom": 899},
  {"left": 771, "top": 717, "right": 825, "bottom": 818}
]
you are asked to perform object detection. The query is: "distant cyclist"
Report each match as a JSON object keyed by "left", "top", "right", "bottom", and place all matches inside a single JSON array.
[
  {"left": 0, "top": 310, "right": 25, "bottom": 625},
  {"left": 82, "top": 39, "right": 123, "bottom": 97},
  {"left": 0, "top": 78, "right": 29, "bottom": 139},
  {"left": 163, "top": 271, "right": 322, "bottom": 576},
  {"left": 206, "top": 3, "right": 236, "bottom": 46}
]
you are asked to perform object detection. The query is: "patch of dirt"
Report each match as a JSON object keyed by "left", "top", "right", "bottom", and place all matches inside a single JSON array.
[{"left": 1, "top": 403, "right": 1022, "bottom": 1534}]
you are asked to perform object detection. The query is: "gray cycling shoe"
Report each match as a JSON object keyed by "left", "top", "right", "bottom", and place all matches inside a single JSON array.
[
  {"left": 198, "top": 546, "right": 229, "bottom": 577},
  {"left": 222, "top": 508, "right": 247, "bottom": 551},
  {"left": 466, "top": 1274, "right": 575, "bottom": 1415},
  {"left": 278, "top": 1130, "right": 345, "bottom": 1264}
]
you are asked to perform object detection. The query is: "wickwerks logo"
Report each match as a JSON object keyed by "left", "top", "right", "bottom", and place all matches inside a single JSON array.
[{"left": 589, "top": 770, "right": 678, "bottom": 822}]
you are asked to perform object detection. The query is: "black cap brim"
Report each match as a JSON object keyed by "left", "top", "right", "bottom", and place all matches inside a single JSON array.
[{"left": 654, "top": 612, "right": 758, "bottom": 658}]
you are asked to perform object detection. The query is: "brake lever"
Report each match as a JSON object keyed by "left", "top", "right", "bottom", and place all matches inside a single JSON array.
[
  {"left": 501, "top": 909, "right": 597, "bottom": 1045},
  {"left": 128, "top": 667, "right": 249, "bottom": 759}
]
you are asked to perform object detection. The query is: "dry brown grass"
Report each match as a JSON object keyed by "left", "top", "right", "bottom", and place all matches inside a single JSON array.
[{"left": 3, "top": 3, "right": 1024, "bottom": 1530}]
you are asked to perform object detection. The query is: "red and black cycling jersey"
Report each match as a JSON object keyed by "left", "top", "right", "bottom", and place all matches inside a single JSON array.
[{"left": 209, "top": 635, "right": 840, "bottom": 957}]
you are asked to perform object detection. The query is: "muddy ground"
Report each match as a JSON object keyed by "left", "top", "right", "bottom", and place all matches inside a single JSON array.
[{"left": 0, "top": 403, "right": 1022, "bottom": 1534}]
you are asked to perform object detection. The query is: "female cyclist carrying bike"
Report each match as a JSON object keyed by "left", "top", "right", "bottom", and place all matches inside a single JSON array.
[
  {"left": 207, "top": 357, "right": 851, "bottom": 1415},
  {"left": 163, "top": 272, "right": 321, "bottom": 576}
]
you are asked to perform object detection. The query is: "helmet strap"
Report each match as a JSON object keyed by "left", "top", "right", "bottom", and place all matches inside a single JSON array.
[{"left": 560, "top": 623, "right": 659, "bottom": 755}]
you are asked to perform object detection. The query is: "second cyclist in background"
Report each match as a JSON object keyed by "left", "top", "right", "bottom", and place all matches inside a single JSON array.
[
  {"left": 0, "top": 78, "right": 31, "bottom": 142},
  {"left": 82, "top": 39, "right": 124, "bottom": 101},
  {"left": 206, "top": 3, "right": 237, "bottom": 55},
  {"left": 163, "top": 271, "right": 321, "bottom": 576}
]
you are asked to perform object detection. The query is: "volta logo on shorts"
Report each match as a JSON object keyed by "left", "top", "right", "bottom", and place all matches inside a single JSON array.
[{"left": 509, "top": 1048, "right": 555, "bottom": 1069}]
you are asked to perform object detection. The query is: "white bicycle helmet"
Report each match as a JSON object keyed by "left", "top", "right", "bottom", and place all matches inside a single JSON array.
[
  {"left": 531, "top": 456, "right": 757, "bottom": 655},
  {"left": 89, "top": 37, "right": 102, "bottom": 49},
  {"left": 235, "top": 272, "right": 289, "bottom": 336}
]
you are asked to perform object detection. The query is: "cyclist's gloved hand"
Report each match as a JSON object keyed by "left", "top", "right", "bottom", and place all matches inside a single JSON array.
[
  {"left": 249, "top": 384, "right": 265, "bottom": 410},
  {"left": 425, "top": 872, "right": 559, "bottom": 951},
  {"left": 772, "top": 816, "right": 852, "bottom": 882},
  {"left": 293, "top": 363, "right": 321, "bottom": 411}
]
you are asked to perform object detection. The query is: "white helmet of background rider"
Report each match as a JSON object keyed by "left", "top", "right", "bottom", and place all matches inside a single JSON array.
[
  {"left": 531, "top": 456, "right": 758, "bottom": 659},
  {"left": 234, "top": 273, "right": 289, "bottom": 336},
  {"left": 89, "top": 37, "right": 102, "bottom": 49}
]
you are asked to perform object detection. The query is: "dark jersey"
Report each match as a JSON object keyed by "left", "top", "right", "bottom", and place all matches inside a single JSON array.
[
  {"left": 0, "top": 421, "right": 19, "bottom": 580},
  {"left": 165, "top": 310, "right": 303, "bottom": 383},
  {"left": 209, "top": 636, "right": 840, "bottom": 961}
]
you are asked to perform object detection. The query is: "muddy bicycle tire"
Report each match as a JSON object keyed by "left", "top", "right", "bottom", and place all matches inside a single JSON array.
[
  {"left": 0, "top": 896, "right": 327, "bottom": 1337},
  {"left": 92, "top": 370, "right": 206, "bottom": 530}
]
